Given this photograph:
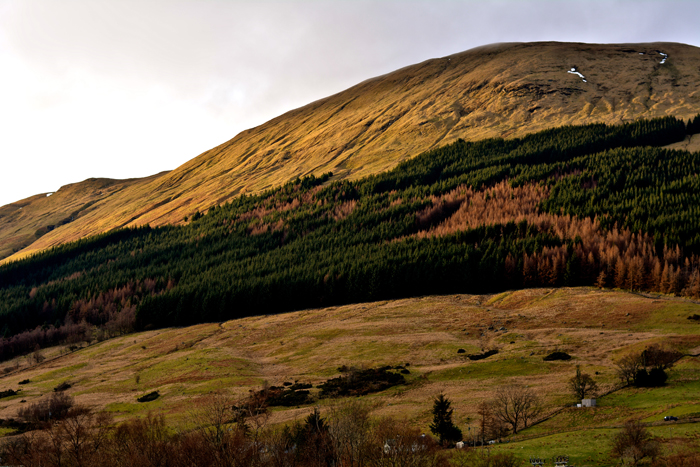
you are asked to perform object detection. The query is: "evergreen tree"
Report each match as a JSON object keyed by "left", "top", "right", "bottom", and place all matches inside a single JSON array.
[
  {"left": 429, "top": 394, "right": 462, "bottom": 445},
  {"left": 688, "top": 114, "right": 700, "bottom": 135},
  {"left": 303, "top": 407, "right": 326, "bottom": 434}
]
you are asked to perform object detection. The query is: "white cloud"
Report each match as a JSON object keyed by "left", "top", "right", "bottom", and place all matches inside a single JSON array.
[{"left": 0, "top": 0, "right": 698, "bottom": 206}]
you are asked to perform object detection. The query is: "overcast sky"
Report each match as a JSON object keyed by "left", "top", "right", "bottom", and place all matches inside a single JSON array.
[{"left": 1, "top": 0, "right": 699, "bottom": 207}]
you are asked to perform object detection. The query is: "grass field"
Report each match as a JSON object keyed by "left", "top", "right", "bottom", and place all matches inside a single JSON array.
[{"left": 0, "top": 287, "right": 699, "bottom": 465}]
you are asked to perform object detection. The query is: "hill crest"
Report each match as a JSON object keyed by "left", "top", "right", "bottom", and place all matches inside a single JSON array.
[{"left": 3, "top": 41, "right": 700, "bottom": 262}]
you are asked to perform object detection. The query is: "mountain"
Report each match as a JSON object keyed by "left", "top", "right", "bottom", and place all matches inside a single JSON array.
[
  {"left": 3, "top": 41, "right": 700, "bottom": 262},
  {"left": 2, "top": 116, "right": 699, "bottom": 348}
]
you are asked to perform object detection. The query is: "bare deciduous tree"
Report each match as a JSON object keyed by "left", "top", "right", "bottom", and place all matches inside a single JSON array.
[
  {"left": 2, "top": 405, "right": 112, "bottom": 467},
  {"left": 61, "top": 407, "right": 113, "bottom": 467},
  {"left": 643, "top": 344, "right": 682, "bottom": 371},
  {"left": 371, "top": 416, "right": 445, "bottom": 467},
  {"left": 615, "top": 353, "right": 643, "bottom": 385},
  {"left": 476, "top": 401, "right": 508, "bottom": 444},
  {"left": 27, "top": 344, "right": 46, "bottom": 366},
  {"left": 327, "top": 399, "right": 373, "bottom": 467},
  {"left": 234, "top": 388, "right": 271, "bottom": 442},
  {"left": 611, "top": 420, "right": 660, "bottom": 466},
  {"left": 568, "top": 365, "right": 599, "bottom": 400},
  {"left": 190, "top": 393, "right": 237, "bottom": 457},
  {"left": 492, "top": 385, "right": 542, "bottom": 435}
]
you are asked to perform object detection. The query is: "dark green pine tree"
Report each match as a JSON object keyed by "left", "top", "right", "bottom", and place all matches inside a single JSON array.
[
  {"left": 429, "top": 394, "right": 462, "bottom": 445},
  {"left": 688, "top": 113, "right": 700, "bottom": 135},
  {"left": 303, "top": 407, "right": 326, "bottom": 434}
]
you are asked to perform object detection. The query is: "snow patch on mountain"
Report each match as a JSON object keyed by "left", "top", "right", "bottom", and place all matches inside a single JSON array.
[{"left": 567, "top": 67, "right": 587, "bottom": 83}]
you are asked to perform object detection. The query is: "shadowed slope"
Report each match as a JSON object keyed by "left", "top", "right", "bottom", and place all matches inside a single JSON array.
[{"left": 4, "top": 41, "right": 700, "bottom": 262}]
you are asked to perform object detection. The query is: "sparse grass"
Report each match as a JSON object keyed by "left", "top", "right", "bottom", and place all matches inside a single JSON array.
[
  {"left": 430, "top": 358, "right": 549, "bottom": 383},
  {"left": 491, "top": 428, "right": 618, "bottom": 466},
  {"left": 604, "top": 379, "right": 700, "bottom": 419}
]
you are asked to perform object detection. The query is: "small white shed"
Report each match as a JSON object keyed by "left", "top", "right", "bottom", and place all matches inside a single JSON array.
[{"left": 582, "top": 398, "right": 596, "bottom": 407}]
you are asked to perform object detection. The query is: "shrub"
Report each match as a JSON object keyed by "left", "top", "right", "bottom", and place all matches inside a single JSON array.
[
  {"left": 2, "top": 364, "right": 19, "bottom": 374},
  {"left": 319, "top": 366, "right": 405, "bottom": 398},
  {"left": 18, "top": 379, "right": 30, "bottom": 385},
  {"left": 248, "top": 382, "right": 314, "bottom": 407},
  {"left": 54, "top": 381, "right": 71, "bottom": 392},
  {"left": 0, "top": 389, "right": 17, "bottom": 399},
  {"left": 17, "top": 392, "right": 73, "bottom": 424},
  {"left": 653, "top": 450, "right": 700, "bottom": 467},
  {"left": 137, "top": 391, "right": 160, "bottom": 402},
  {"left": 611, "top": 420, "right": 660, "bottom": 465},
  {"left": 543, "top": 351, "right": 572, "bottom": 361},
  {"left": 267, "top": 387, "right": 312, "bottom": 407},
  {"left": 468, "top": 349, "right": 498, "bottom": 361},
  {"left": 634, "top": 368, "right": 668, "bottom": 387}
]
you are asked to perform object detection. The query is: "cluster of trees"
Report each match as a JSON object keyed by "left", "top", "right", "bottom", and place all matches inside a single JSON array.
[
  {"left": 1, "top": 116, "right": 700, "bottom": 359},
  {"left": 2, "top": 396, "right": 456, "bottom": 467},
  {"left": 429, "top": 384, "right": 543, "bottom": 448},
  {"left": 0, "top": 279, "right": 148, "bottom": 362},
  {"left": 615, "top": 345, "right": 682, "bottom": 388}
]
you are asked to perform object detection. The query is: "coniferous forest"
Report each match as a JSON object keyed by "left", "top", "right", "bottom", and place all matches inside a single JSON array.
[{"left": 1, "top": 115, "right": 700, "bottom": 361}]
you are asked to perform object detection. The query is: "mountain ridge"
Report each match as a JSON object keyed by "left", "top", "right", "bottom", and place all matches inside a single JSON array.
[{"left": 3, "top": 41, "right": 700, "bottom": 262}]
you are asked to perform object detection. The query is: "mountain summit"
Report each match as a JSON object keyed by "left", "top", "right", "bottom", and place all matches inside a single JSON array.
[{"left": 3, "top": 41, "right": 700, "bottom": 262}]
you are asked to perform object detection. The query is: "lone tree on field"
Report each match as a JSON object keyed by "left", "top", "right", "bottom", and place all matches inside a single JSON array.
[
  {"left": 568, "top": 365, "right": 599, "bottom": 400},
  {"left": 429, "top": 394, "right": 462, "bottom": 445},
  {"left": 492, "top": 385, "right": 542, "bottom": 435},
  {"left": 611, "top": 420, "right": 660, "bottom": 466}
]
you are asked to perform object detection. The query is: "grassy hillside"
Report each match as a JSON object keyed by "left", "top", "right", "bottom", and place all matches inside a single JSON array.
[
  {"left": 0, "top": 288, "right": 698, "bottom": 465},
  {"left": 4, "top": 41, "right": 700, "bottom": 262}
]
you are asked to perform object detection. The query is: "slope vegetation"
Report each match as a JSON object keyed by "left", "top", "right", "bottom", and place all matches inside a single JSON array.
[
  {"left": 0, "top": 288, "right": 698, "bottom": 465},
  {"left": 3, "top": 117, "right": 700, "bottom": 353},
  {"left": 4, "top": 41, "right": 700, "bottom": 262}
]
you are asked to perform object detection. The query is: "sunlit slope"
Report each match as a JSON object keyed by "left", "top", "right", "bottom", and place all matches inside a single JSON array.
[
  {"left": 0, "top": 174, "right": 166, "bottom": 260},
  {"left": 5, "top": 41, "right": 700, "bottom": 262}
]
